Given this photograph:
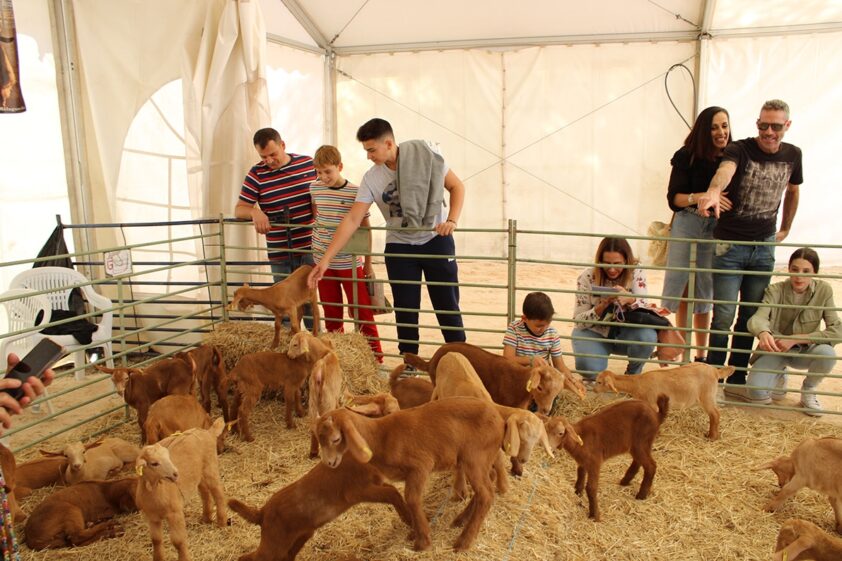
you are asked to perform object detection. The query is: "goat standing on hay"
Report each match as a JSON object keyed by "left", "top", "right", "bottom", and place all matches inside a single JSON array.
[
  {"left": 228, "top": 456, "right": 411, "bottom": 561},
  {"left": 315, "top": 397, "right": 504, "bottom": 552},
  {"left": 555, "top": 396, "right": 669, "bottom": 521},
  {"left": 96, "top": 355, "right": 195, "bottom": 441},
  {"left": 228, "top": 265, "right": 320, "bottom": 349},
  {"left": 593, "top": 364, "right": 735, "bottom": 440},
  {"left": 135, "top": 419, "right": 229, "bottom": 561},
  {"left": 405, "top": 342, "right": 581, "bottom": 414},
  {"left": 174, "top": 344, "right": 228, "bottom": 419},
  {"left": 758, "top": 436, "right": 842, "bottom": 534},
  {"left": 774, "top": 518, "right": 842, "bottom": 561}
]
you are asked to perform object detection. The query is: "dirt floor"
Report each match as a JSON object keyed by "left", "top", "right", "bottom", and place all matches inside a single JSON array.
[{"left": 11, "top": 260, "right": 842, "bottom": 560}]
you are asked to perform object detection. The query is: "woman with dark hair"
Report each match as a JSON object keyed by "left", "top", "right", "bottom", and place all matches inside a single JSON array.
[
  {"left": 727, "top": 248, "right": 841, "bottom": 416},
  {"left": 572, "top": 237, "right": 658, "bottom": 378},
  {"left": 661, "top": 106, "right": 732, "bottom": 362}
]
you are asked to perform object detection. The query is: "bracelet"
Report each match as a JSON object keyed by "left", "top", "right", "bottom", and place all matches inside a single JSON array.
[{"left": 446, "top": 219, "right": 457, "bottom": 226}]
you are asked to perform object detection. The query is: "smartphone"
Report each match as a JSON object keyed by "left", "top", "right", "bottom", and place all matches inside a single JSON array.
[
  {"left": 2, "top": 338, "right": 64, "bottom": 401},
  {"left": 591, "top": 285, "right": 620, "bottom": 294}
]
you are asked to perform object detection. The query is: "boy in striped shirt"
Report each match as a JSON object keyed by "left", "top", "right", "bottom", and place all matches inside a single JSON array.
[
  {"left": 503, "top": 292, "right": 571, "bottom": 375},
  {"left": 311, "top": 145, "right": 383, "bottom": 362}
]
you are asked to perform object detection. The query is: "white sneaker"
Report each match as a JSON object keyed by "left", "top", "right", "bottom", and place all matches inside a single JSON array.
[
  {"left": 799, "top": 392, "right": 823, "bottom": 417},
  {"left": 723, "top": 386, "right": 771, "bottom": 405},
  {"left": 771, "top": 377, "right": 788, "bottom": 402}
]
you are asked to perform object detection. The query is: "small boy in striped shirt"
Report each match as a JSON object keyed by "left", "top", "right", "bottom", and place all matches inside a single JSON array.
[
  {"left": 502, "top": 292, "right": 571, "bottom": 375},
  {"left": 311, "top": 145, "right": 383, "bottom": 362}
]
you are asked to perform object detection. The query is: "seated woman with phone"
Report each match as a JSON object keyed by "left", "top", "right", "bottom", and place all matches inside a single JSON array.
[{"left": 572, "top": 237, "right": 658, "bottom": 379}]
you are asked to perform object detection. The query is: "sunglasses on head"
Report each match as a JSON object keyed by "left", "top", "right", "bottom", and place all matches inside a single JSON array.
[{"left": 757, "top": 121, "right": 786, "bottom": 132}]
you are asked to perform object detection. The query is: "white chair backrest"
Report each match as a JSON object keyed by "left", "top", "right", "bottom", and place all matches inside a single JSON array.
[
  {"left": 0, "top": 288, "right": 52, "bottom": 370},
  {"left": 9, "top": 267, "right": 90, "bottom": 313}
]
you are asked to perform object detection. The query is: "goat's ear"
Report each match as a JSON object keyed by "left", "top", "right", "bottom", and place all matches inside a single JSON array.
[
  {"left": 84, "top": 440, "right": 104, "bottom": 451},
  {"left": 564, "top": 419, "right": 584, "bottom": 446},
  {"left": 538, "top": 420, "right": 555, "bottom": 458},
  {"left": 336, "top": 414, "right": 373, "bottom": 463},
  {"left": 242, "top": 283, "right": 250, "bottom": 289},
  {"left": 384, "top": 394, "right": 400, "bottom": 415},
  {"left": 526, "top": 370, "right": 541, "bottom": 393},
  {"left": 324, "top": 338, "right": 334, "bottom": 349},
  {"left": 504, "top": 416, "right": 520, "bottom": 457},
  {"left": 299, "top": 335, "right": 311, "bottom": 354},
  {"left": 347, "top": 403, "right": 382, "bottom": 417},
  {"left": 210, "top": 417, "right": 225, "bottom": 436},
  {"left": 754, "top": 460, "right": 778, "bottom": 471},
  {"left": 38, "top": 449, "right": 63, "bottom": 457}
]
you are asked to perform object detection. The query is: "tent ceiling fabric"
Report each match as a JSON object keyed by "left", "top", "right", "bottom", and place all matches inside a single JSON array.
[{"left": 270, "top": 0, "right": 842, "bottom": 53}]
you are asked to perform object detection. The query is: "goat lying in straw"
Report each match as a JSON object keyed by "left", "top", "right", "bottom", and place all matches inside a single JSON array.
[
  {"left": 24, "top": 477, "right": 137, "bottom": 549},
  {"left": 40, "top": 437, "right": 139, "bottom": 485},
  {"left": 228, "top": 264, "right": 320, "bottom": 348},
  {"left": 774, "top": 518, "right": 842, "bottom": 561},
  {"left": 229, "top": 456, "right": 411, "bottom": 561},
  {"left": 315, "top": 397, "right": 504, "bottom": 552},
  {"left": 594, "top": 364, "right": 734, "bottom": 440},
  {"left": 554, "top": 396, "right": 669, "bottom": 521},
  {"left": 758, "top": 436, "right": 842, "bottom": 534}
]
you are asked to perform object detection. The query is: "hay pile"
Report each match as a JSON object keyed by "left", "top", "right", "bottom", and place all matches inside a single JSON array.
[
  {"left": 17, "top": 390, "right": 842, "bottom": 561},
  {"left": 204, "top": 321, "right": 385, "bottom": 394}
]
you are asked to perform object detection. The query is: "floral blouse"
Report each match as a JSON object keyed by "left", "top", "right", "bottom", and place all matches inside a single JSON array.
[{"left": 573, "top": 267, "right": 649, "bottom": 336}]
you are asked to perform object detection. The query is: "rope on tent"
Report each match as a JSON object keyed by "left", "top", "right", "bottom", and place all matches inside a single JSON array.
[
  {"left": 664, "top": 63, "right": 696, "bottom": 129},
  {"left": 646, "top": 0, "right": 700, "bottom": 28},
  {"left": 328, "top": 0, "right": 371, "bottom": 46}
]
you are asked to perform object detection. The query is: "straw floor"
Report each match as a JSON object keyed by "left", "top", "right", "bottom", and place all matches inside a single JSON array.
[{"left": 17, "top": 387, "right": 842, "bottom": 561}]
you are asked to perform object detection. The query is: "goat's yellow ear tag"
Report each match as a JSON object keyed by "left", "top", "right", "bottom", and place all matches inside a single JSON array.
[
  {"left": 504, "top": 442, "right": 511, "bottom": 455},
  {"left": 363, "top": 447, "right": 373, "bottom": 461},
  {"left": 135, "top": 465, "right": 144, "bottom": 476},
  {"left": 225, "top": 421, "right": 235, "bottom": 431},
  {"left": 526, "top": 379, "right": 533, "bottom": 392}
]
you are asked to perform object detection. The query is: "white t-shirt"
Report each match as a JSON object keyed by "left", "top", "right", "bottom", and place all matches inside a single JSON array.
[{"left": 356, "top": 141, "right": 449, "bottom": 245}]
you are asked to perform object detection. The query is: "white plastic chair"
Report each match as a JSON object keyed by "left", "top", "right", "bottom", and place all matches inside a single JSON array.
[
  {"left": 9, "top": 267, "right": 115, "bottom": 380},
  {"left": 0, "top": 288, "right": 55, "bottom": 413}
]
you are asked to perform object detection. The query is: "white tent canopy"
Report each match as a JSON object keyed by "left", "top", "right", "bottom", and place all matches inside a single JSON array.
[{"left": 2, "top": 0, "right": 842, "bottom": 295}]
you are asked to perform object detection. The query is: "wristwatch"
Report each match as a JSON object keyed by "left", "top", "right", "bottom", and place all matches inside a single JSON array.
[{"left": 687, "top": 193, "right": 696, "bottom": 205}]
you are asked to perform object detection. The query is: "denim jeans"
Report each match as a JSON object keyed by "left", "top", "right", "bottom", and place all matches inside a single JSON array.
[
  {"left": 571, "top": 326, "right": 658, "bottom": 379},
  {"left": 270, "top": 253, "right": 316, "bottom": 330},
  {"left": 746, "top": 344, "right": 837, "bottom": 400},
  {"left": 707, "top": 238, "right": 775, "bottom": 382}
]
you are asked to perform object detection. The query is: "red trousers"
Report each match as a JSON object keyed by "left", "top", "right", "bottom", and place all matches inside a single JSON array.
[{"left": 318, "top": 266, "right": 383, "bottom": 361}]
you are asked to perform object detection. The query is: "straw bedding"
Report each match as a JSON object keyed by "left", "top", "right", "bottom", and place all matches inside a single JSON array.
[{"left": 16, "top": 326, "right": 842, "bottom": 560}]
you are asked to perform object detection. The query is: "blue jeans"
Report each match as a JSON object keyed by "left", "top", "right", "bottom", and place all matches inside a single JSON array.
[
  {"left": 707, "top": 239, "right": 775, "bottom": 382},
  {"left": 747, "top": 344, "right": 837, "bottom": 400},
  {"left": 270, "top": 253, "right": 315, "bottom": 330},
  {"left": 571, "top": 326, "right": 658, "bottom": 379}
]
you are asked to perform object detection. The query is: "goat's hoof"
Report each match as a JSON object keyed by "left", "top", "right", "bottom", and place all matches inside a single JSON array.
[
  {"left": 511, "top": 467, "right": 523, "bottom": 477},
  {"left": 453, "top": 538, "right": 472, "bottom": 552},
  {"left": 619, "top": 479, "right": 632, "bottom": 487},
  {"left": 763, "top": 503, "right": 777, "bottom": 513},
  {"left": 707, "top": 433, "right": 720, "bottom": 441},
  {"left": 412, "top": 537, "right": 431, "bottom": 551},
  {"left": 635, "top": 492, "right": 649, "bottom": 500}
]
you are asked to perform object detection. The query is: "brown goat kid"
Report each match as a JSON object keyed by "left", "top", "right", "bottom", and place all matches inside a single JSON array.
[
  {"left": 15, "top": 455, "right": 68, "bottom": 498},
  {"left": 307, "top": 351, "right": 344, "bottom": 458},
  {"left": 40, "top": 437, "right": 139, "bottom": 485},
  {"left": 557, "top": 396, "right": 669, "bottom": 521},
  {"left": 24, "top": 477, "right": 138, "bottom": 550},
  {"left": 316, "top": 398, "right": 504, "bottom": 552},
  {"left": 223, "top": 350, "right": 317, "bottom": 441},
  {"left": 145, "top": 394, "right": 228, "bottom": 454},
  {"left": 175, "top": 344, "right": 228, "bottom": 419},
  {"left": 228, "top": 265, "right": 320, "bottom": 348},
  {"left": 774, "top": 518, "right": 842, "bottom": 561},
  {"left": 759, "top": 436, "right": 842, "bottom": 533},
  {"left": 405, "top": 342, "right": 575, "bottom": 414},
  {"left": 96, "top": 355, "right": 195, "bottom": 440},
  {"left": 228, "top": 457, "right": 411, "bottom": 561},
  {"left": 0, "top": 443, "right": 25, "bottom": 524},
  {"left": 594, "top": 364, "right": 734, "bottom": 439},
  {"left": 388, "top": 364, "right": 433, "bottom": 409},
  {"left": 345, "top": 392, "right": 400, "bottom": 418}
]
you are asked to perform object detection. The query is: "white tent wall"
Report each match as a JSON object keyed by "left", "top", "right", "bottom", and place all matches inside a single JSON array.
[
  {"left": 336, "top": 49, "right": 505, "bottom": 257},
  {"left": 336, "top": 42, "right": 696, "bottom": 261},
  {"left": 701, "top": 31, "right": 842, "bottom": 264},
  {"left": 0, "top": 0, "right": 72, "bottom": 291}
]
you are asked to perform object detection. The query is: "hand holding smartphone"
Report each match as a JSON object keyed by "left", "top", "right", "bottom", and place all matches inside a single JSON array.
[{"left": 3, "top": 338, "right": 63, "bottom": 401}]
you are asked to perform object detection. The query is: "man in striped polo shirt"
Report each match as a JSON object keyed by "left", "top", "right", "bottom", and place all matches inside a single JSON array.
[{"left": 235, "top": 127, "right": 316, "bottom": 327}]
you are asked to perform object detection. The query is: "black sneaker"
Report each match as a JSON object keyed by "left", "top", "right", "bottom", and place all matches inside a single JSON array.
[
  {"left": 694, "top": 357, "right": 708, "bottom": 363},
  {"left": 398, "top": 364, "right": 419, "bottom": 379}
]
